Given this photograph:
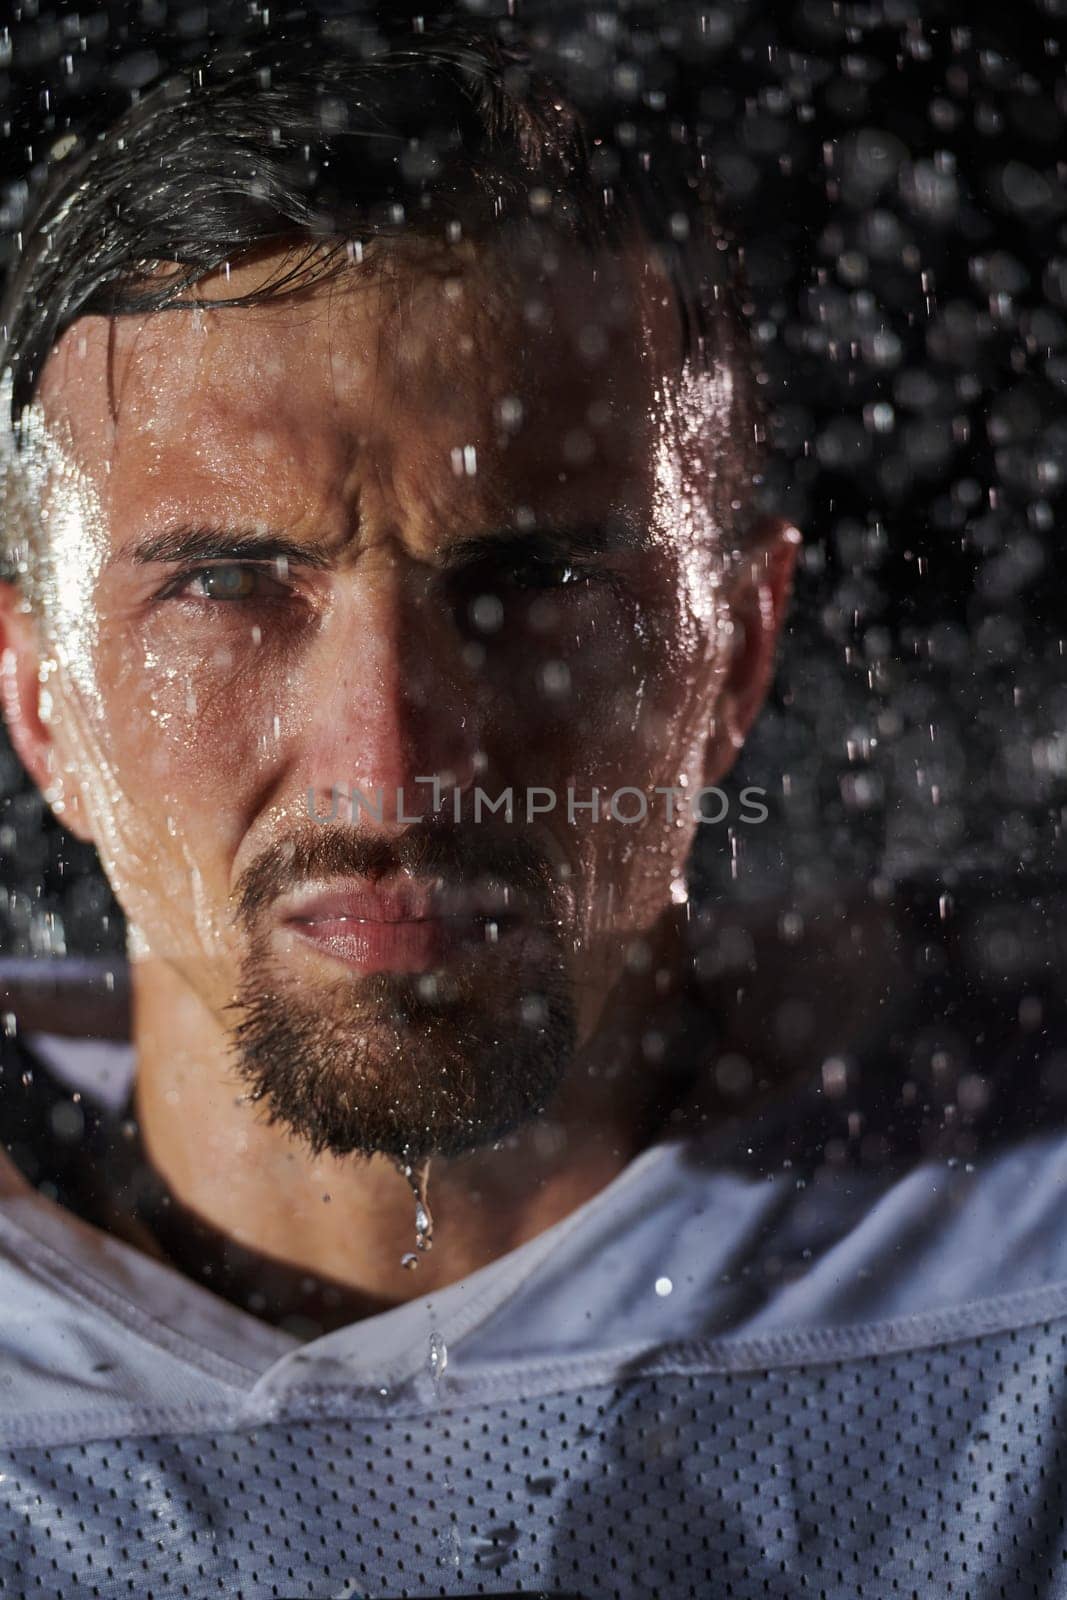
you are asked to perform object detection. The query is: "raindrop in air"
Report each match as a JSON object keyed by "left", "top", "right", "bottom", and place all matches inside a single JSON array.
[{"left": 392, "top": 1154, "right": 434, "bottom": 1266}]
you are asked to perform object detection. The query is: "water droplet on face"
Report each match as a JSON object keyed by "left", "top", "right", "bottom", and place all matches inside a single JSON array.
[
  {"left": 470, "top": 593, "right": 503, "bottom": 633},
  {"left": 520, "top": 993, "right": 548, "bottom": 1027},
  {"left": 537, "top": 659, "right": 571, "bottom": 698},
  {"left": 494, "top": 395, "right": 523, "bottom": 430}
]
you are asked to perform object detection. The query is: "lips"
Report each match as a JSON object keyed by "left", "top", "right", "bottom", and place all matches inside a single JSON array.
[
  {"left": 277, "top": 876, "right": 525, "bottom": 925},
  {"left": 274, "top": 876, "right": 526, "bottom": 974}
]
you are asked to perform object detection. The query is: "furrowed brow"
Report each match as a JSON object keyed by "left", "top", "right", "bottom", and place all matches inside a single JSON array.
[{"left": 114, "top": 526, "right": 335, "bottom": 569}]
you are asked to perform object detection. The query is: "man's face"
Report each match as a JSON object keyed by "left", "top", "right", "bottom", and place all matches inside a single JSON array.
[{"left": 8, "top": 233, "right": 784, "bottom": 1162}]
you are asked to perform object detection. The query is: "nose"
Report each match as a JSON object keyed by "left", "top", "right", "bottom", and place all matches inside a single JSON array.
[{"left": 299, "top": 548, "right": 483, "bottom": 829}]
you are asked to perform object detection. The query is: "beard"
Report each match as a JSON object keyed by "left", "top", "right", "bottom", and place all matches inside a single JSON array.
[{"left": 225, "top": 823, "right": 577, "bottom": 1163}]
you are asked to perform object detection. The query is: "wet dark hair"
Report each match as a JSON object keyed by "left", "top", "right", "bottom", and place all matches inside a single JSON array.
[{"left": 0, "top": 13, "right": 763, "bottom": 528}]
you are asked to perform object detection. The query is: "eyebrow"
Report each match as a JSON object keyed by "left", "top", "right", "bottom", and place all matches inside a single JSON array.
[
  {"left": 114, "top": 518, "right": 649, "bottom": 570},
  {"left": 445, "top": 521, "right": 650, "bottom": 566},
  {"left": 115, "top": 527, "right": 336, "bottom": 569}
]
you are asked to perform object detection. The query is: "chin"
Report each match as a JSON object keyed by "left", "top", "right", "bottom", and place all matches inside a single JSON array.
[{"left": 225, "top": 944, "right": 577, "bottom": 1163}]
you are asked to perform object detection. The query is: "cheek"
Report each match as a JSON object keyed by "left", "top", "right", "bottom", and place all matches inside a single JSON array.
[
  {"left": 487, "top": 629, "right": 644, "bottom": 768},
  {"left": 45, "top": 622, "right": 279, "bottom": 955},
  {"left": 46, "top": 677, "right": 234, "bottom": 968},
  {"left": 477, "top": 574, "right": 692, "bottom": 768},
  {"left": 529, "top": 623, "right": 730, "bottom": 934},
  {"left": 515, "top": 600, "right": 726, "bottom": 791},
  {"left": 89, "top": 619, "right": 286, "bottom": 807}
]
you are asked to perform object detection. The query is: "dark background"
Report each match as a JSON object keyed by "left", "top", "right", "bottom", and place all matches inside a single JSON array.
[{"left": 0, "top": 0, "right": 1064, "bottom": 959}]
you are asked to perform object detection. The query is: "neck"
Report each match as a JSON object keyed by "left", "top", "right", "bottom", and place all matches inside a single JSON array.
[{"left": 128, "top": 913, "right": 698, "bottom": 1332}]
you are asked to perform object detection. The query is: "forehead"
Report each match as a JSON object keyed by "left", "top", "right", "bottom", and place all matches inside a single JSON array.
[{"left": 35, "top": 237, "right": 684, "bottom": 548}]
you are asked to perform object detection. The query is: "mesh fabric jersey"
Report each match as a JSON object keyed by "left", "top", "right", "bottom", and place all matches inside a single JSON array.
[{"left": 4, "top": 988, "right": 1067, "bottom": 1600}]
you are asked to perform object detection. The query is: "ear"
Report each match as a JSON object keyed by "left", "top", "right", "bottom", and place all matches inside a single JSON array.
[
  {"left": 0, "top": 580, "right": 95, "bottom": 842},
  {"left": 703, "top": 516, "right": 800, "bottom": 786}
]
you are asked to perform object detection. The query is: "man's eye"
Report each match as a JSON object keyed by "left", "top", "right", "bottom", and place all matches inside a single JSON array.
[
  {"left": 505, "top": 561, "right": 593, "bottom": 591},
  {"left": 172, "top": 564, "right": 288, "bottom": 602},
  {"left": 454, "top": 557, "right": 604, "bottom": 629}
]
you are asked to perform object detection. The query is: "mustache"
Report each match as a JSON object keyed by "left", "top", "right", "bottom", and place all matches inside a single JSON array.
[{"left": 231, "top": 821, "right": 564, "bottom": 932}]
